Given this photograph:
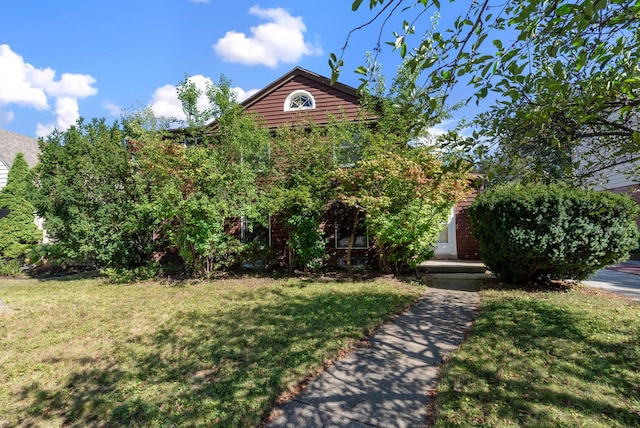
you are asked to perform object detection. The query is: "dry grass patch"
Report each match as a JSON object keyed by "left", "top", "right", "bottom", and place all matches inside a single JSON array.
[{"left": 0, "top": 275, "right": 423, "bottom": 427}]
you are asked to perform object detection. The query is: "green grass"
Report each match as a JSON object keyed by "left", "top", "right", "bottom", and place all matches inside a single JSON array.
[
  {"left": 0, "top": 275, "right": 423, "bottom": 427},
  {"left": 433, "top": 285, "right": 640, "bottom": 427}
]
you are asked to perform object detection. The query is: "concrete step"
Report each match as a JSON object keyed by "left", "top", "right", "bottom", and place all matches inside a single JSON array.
[{"left": 420, "top": 260, "right": 487, "bottom": 274}]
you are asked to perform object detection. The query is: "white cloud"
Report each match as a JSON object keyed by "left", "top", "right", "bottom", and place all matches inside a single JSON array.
[
  {"left": 150, "top": 84, "right": 186, "bottom": 120},
  {"left": 427, "top": 120, "right": 456, "bottom": 138},
  {"left": 0, "top": 45, "right": 49, "bottom": 110},
  {"left": 0, "top": 110, "right": 15, "bottom": 125},
  {"left": 213, "top": 6, "right": 322, "bottom": 67},
  {"left": 35, "top": 123, "right": 56, "bottom": 138},
  {"left": 54, "top": 97, "right": 80, "bottom": 130},
  {"left": 36, "top": 97, "right": 80, "bottom": 137},
  {"left": 46, "top": 73, "right": 97, "bottom": 98},
  {"left": 150, "top": 75, "right": 213, "bottom": 121},
  {"left": 149, "top": 76, "right": 260, "bottom": 121},
  {"left": 0, "top": 44, "right": 97, "bottom": 136},
  {"left": 233, "top": 87, "right": 258, "bottom": 102},
  {"left": 103, "top": 100, "right": 123, "bottom": 117}
]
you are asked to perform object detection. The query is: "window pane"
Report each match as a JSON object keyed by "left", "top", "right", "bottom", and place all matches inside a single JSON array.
[
  {"left": 335, "top": 141, "right": 360, "bottom": 167},
  {"left": 242, "top": 219, "right": 270, "bottom": 245},
  {"left": 290, "top": 94, "right": 312, "bottom": 109}
]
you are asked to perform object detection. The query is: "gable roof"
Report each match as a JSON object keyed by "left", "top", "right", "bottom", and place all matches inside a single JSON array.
[
  {"left": 0, "top": 129, "right": 40, "bottom": 168},
  {"left": 240, "top": 67, "right": 359, "bottom": 110}
]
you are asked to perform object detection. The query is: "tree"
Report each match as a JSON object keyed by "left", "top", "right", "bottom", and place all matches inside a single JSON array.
[
  {"left": 35, "top": 118, "right": 156, "bottom": 268},
  {"left": 335, "top": 74, "right": 471, "bottom": 273},
  {"left": 129, "top": 76, "right": 272, "bottom": 276},
  {"left": 335, "top": 0, "right": 640, "bottom": 184},
  {"left": 266, "top": 119, "right": 338, "bottom": 271},
  {"left": 2, "top": 153, "right": 35, "bottom": 198},
  {"left": 0, "top": 153, "right": 41, "bottom": 261}
]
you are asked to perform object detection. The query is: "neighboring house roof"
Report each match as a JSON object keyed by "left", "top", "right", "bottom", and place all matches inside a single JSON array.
[{"left": 0, "top": 129, "right": 40, "bottom": 168}]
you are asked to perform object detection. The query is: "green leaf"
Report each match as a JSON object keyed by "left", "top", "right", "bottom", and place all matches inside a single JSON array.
[
  {"left": 352, "top": 0, "right": 363, "bottom": 11},
  {"left": 553, "top": 60, "right": 566, "bottom": 79},
  {"left": 355, "top": 66, "right": 368, "bottom": 75},
  {"left": 575, "top": 50, "right": 587, "bottom": 71},
  {"left": 556, "top": 4, "right": 574, "bottom": 15}
]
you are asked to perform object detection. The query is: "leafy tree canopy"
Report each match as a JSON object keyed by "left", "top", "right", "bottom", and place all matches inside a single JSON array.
[
  {"left": 127, "top": 76, "right": 272, "bottom": 276},
  {"left": 35, "top": 118, "right": 156, "bottom": 267},
  {"left": 335, "top": 0, "right": 640, "bottom": 185}
]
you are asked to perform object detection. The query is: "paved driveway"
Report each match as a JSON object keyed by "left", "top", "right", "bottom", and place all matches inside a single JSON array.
[{"left": 582, "top": 268, "right": 640, "bottom": 301}]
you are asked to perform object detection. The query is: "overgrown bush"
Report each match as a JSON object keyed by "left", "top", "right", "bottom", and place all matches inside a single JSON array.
[
  {"left": 469, "top": 184, "right": 640, "bottom": 284},
  {"left": 286, "top": 214, "right": 327, "bottom": 271},
  {"left": 0, "top": 259, "right": 22, "bottom": 277},
  {"left": 36, "top": 119, "right": 158, "bottom": 269}
]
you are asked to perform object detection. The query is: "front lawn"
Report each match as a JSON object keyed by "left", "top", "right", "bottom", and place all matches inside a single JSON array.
[
  {"left": 0, "top": 275, "right": 423, "bottom": 427},
  {"left": 433, "top": 285, "right": 640, "bottom": 427}
]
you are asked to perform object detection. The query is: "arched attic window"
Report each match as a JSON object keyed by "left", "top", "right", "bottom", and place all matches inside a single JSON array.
[{"left": 284, "top": 90, "right": 316, "bottom": 112}]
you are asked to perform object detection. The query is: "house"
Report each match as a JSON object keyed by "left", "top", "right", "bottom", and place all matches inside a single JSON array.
[
  {"left": 0, "top": 129, "right": 40, "bottom": 191},
  {"left": 578, "top": 142, "right": 640, "bottom": 229},
  {"left": 595, "top": 159, "right": 640, "bottom": 229},
  {"left": 231, "top": 67, "right": 480, "bottom": 265}
]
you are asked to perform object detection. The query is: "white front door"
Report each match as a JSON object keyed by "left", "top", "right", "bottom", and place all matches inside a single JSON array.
[{"left": 434, "top": 209, "right": 457, "bottom": 258}]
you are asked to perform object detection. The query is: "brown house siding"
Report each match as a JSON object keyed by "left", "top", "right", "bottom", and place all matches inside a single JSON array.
[{"left": 244, "top": 75, "right": 363, "bottom": 129}]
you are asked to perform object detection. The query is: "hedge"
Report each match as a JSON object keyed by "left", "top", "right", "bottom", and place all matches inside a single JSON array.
[{"left": 468, "top": 184, "right": 640, "bottom": 284}]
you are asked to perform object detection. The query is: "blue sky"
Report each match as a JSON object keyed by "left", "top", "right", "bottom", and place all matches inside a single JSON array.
[{"left": 0, "top": 0, "right": 471, "bottom": 138}]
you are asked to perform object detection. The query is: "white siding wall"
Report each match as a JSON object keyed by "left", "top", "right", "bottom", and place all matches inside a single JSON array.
[
  {"left": 0, "top": 160, "right": 8, "bottom": 191},
  {"left": 576, "top": 142, "right": 640, "bottom": 190},
  {"left": 601, "top": 159, "right": 640, "bottom": 190}
]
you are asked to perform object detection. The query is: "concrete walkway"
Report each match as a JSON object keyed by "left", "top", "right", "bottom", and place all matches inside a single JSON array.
[{"left": 266, "top": 275, "right": 482, "bottom": 428}]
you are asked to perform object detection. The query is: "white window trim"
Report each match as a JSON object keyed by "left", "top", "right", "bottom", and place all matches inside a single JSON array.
[
  {"left": 284, "top": 90, "right": 316, "bottom": 112},
  {"left": 434, "top": 208, "right": 457, "bottom": 257}
]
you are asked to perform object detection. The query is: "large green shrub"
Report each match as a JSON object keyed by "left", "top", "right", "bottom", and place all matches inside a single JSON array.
[
  {"left": 0, "top": 153, "right": 41, "bottom": 263},
  {"left": 469, "top": 184, "right": 640, "bottom": 284},
  {"left": 35, "top": 119, "right": 157, "bottom": 268}
]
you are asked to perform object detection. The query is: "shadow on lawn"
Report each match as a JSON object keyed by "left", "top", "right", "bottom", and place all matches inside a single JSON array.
[
  {"left": 17, "top": 285, "right": 413, "bottom": 427},
  {"left": 435, "top": 296, "right": 640, "bottom": 426}
]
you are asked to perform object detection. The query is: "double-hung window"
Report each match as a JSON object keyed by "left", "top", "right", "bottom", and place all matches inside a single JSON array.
[{"left": 334, "top": 205, "right": 369, "bottom": 249}]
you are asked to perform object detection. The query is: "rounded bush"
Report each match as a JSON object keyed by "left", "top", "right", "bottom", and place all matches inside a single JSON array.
[{"left": 468, "top": 184, "right": 640, "bottom": 284}]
